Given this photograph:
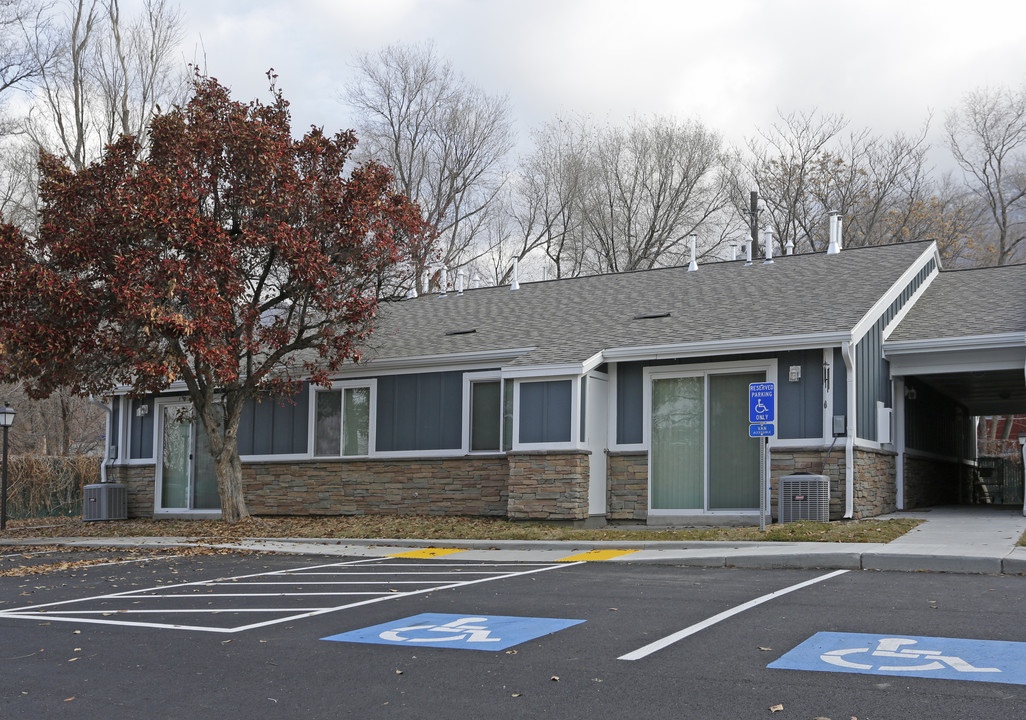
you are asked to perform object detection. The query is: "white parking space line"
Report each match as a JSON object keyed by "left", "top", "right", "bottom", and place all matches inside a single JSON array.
[
  {"left": 619, "top": 569, "right": 850, "bottom": 661},
  {"left": 0, "top": 557, "right": 583, "bottom": 634}
]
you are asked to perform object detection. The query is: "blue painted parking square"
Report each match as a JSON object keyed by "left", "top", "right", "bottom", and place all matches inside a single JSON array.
[
  {"left": 769, "top": 632, "right": 1026, "bottom": 685},
  {"left": 322, "top": 613, "right": 585, "bottom": 651}
]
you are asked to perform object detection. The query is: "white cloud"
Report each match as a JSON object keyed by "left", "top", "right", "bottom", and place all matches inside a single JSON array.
[{"left": 178, "top": 0, "right": 1026, "bottom": 162}]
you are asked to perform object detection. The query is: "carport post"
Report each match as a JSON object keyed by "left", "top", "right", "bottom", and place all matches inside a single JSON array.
[{"left": 1020, "top": 435, "right": 1025, "bottom": 518}]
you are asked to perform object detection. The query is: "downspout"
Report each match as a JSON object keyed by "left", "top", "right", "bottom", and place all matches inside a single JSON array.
[
  {"left": 841, "top": 342, "right": 856, "bottom": 519},
  {"left": 88, "top": 395, "right": 112, "bottom": 484}
]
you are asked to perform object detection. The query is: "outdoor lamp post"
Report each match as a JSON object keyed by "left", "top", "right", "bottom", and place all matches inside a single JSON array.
[{"left": 0, "top": 401, "right": 14, "bottom": 531}]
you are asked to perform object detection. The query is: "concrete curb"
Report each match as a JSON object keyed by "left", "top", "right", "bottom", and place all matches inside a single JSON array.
[{"left": 3, "top": 535, "right": 1022, "bottom": 575}]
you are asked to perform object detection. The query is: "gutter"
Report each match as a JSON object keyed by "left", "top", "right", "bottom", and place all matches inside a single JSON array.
[{"left": 841, "top": 341, "right": 856, "bottom": 519}]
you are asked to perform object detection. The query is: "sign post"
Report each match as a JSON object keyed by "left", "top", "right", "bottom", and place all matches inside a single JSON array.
[{"left": 749, "top": 383, "right": 775, "bottom": 532}]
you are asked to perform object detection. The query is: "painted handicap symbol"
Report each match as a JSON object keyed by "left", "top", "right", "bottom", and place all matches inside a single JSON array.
[
  {"left": 323, "top": 612, "right": 585, "bottom": 651},
  {"left": 379, "top": 616, "right": 501, "bottom": 644},
  {"left": 821, "top": 637, "right": 1000, "bottom": 673}
]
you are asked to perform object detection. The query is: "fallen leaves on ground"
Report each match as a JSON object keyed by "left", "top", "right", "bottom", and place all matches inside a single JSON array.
[
  {"left": 0, "top": 545, "right": 255, "bottom": 578},
  {"left": 1, "top": 515, "right": 924, "bottom": 544}
]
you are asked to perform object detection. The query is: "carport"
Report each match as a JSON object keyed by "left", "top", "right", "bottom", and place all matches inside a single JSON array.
[{"left": 885, "top": 263, "right": 1026, "bottom": 512}]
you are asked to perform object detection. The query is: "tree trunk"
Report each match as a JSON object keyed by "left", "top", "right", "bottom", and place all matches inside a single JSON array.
[
  {"left": 215, "top": 445, "right": 249, "bottom": 523},
  {"left": 193, "top": 391, "right": 250, "bottom": 523}
]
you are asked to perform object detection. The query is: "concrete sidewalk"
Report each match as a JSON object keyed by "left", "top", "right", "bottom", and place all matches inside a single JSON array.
[{"left": 3, "top": 505, "right": 1026, "bottom": 575}]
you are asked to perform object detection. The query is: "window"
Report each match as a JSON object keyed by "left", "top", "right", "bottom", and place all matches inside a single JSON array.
[
  {"left": 314, "top": 384, "right": 372, "bottom": 457},
  {"left": 470, "top": 380, "right": 502, "bottom": 451}
]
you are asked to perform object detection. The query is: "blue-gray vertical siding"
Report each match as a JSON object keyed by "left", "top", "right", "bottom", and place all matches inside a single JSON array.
[
  {"left": 110, "top": 398, "right": 120, "bottom": 460},
  {"left": 616, "top": 352, "right": 828, "bottom": 444},
  {"left": 855, "top": 259, "right": 935, "bottom": 439},
  {"left": 777, "top": 350, "right": 825, "bottom": 439},
  {"left": 616, "top": 361, "right": 645, "bottom": 444},
  {"left": 833, "top": 347, "right": 848, "bottom": 430},
  {"left": 376, "top": 371, "right": 463, "bottom": 451},
  {"left": 128, "top": 397, "right": 154, "bottom": 459},
  {"left": 520, "top": 379, "right": 572, "bottom": 443},
  {"left": 237, "top": 385, "right": 310, "bottom": 456}
]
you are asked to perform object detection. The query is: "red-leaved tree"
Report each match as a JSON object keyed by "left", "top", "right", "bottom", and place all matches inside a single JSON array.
[{"left": 0, "top": 73, "right": 427, "bottom": 522}]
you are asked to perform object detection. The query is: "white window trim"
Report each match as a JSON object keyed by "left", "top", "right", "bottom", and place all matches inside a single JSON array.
[
  {"left": 462, "top": 371, "right": 504, "bottom": 454},
  {"left": 152, "top": 398, "right": 192, "bottom": 513},
  {"left": 608, "top": 363, "right": 646, "bottom": 453},
  {"left": 308, "top": 379, "right": 377, "bottom": 459},
  {"left": 512, "top": 375, "right": 581, "bottom": 452},
  {"left": 120, "top": 396, "right": 157, "bottom": 465},
  {"left": 643, "top": 358, "right": 777, "bottom": 516}
]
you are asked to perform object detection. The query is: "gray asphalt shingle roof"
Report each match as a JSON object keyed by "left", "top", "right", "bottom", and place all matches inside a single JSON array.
[
  {"left": 886, "top": 262, "right": 1026, "bottom": 343},
  {"left": 358, "top": 241, "right": 936, "bottom": 368}
]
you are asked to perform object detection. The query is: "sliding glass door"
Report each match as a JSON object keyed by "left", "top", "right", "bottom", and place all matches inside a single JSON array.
[
  {"left": 650, "top": 369, "right": 764, "bottom": 512},
  {"left": 158, "top": 404, "right": 219, "bottom": 511}
]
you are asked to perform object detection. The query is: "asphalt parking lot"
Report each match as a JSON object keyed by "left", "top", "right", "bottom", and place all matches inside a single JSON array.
[{"left": 2, "top": 548, "right": 1026, "bottom": 719}]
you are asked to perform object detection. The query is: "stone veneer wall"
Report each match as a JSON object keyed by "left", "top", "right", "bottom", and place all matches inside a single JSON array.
[
  {"left": 903, "top": 453, "right": 961, "bottom": 509},
  {"left": 607, "top": 452, "right": 648, "bottom": 521},
  {"left": 770, "top": 448, "right": 846, "bottom": 521},
  {"left": 507, "top": 451, "right": 590, "bottom": 520},
  {"left": 769, "top": 447, "right": 897, "bottom": 520},
  {"left": 852, "top": 447, "right": 897, "bottom": 519},
  {"left": 109, "top": 464, "right": 156, "bottom": 518},
  {"left": 242, "top": 456, "right": 509, "bottom": 516}
]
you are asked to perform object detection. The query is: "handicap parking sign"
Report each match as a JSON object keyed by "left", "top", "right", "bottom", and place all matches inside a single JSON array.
[
  {"left": 769, "top": 632, "right": 1026, "bottom": 685},
  {"left": 322, "top": 613, "right": 585, "bottom": 651},
  {"left": 749, "top": 382, "right": 774, "bottom": 423}
]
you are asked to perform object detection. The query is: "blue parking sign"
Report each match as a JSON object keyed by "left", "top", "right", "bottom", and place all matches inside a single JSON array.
[{"left": 749, "top": 383, "right": 775, "bottom": 423}]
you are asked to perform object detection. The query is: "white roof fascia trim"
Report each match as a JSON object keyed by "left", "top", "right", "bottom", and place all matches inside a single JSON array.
[
  {"left": 850, "top": 242, "right": 940, "bottom": 346},
  {"left": 884, "top": 332, "right": 1026, "bottom": 355},
  {"left": 501, "top": 364, "right": 586, "bottom": 379},
  {"left": 881, "top": 266, "right": 940, "bottom": 341},
  {"left": 112, "top": 347, "right": 537, "bottom": 393},
  {"left": 581, "top": 351, "right": 606, "bottom": 374},
  {"left": 354, "top": 347, "right": 536, "bottom": 371},
  {"left": 601, "top": 332, "right": 849, "bottom": 363}
]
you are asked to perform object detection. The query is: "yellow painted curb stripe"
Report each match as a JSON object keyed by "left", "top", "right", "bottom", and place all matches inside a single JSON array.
[
  {"left": 388, "top": 547, "right": 467, "bottom": 559},
  {"left": 557, "top": 549, "right": 638, "bottom": 562}
]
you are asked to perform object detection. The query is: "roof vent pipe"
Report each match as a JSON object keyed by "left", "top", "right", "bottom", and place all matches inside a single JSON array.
[
  {"left": 688, "top": 233, "right": 698, "bottom": 271},
  {"left": 745, "top": 240, "right": 753, "bottom": 266},
  {"left": 471, "top": 272, "right": 480, "bottom": 290},
  {"left": 785, "top": 238, "right": 794, "bottom": 256},
  {"left": 730, "top": 244, "right": 738, "bottom": 261},
  {"left": 438, "top": 266, "right": 447, "bottom": 297},
  {"left": 510, "top": 258, "right": 520, "bottom": 290},
  {"left": 835, "top": 216, "right": 843, "bottom": 251},
  {"left": 456, "top": 270, "right": 465, "bottom": 295},
  {"left": 763, "top": 227, "right": 774, "bottom": 264},
  {"left": 827, "top": 212, "right": 840, "bottom": 255}
]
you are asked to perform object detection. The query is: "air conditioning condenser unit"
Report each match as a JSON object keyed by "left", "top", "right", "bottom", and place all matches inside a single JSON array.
[
  {"left": 83, "top": 483, "right": 127, "bottom": 521},
  {"left": 778, "top": 474, "right": 830, "bottom": 523}
]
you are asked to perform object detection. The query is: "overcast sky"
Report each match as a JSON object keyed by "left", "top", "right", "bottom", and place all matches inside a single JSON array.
[{"left": 179, "top": 0, "right": 1026, "bottom": 167}]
